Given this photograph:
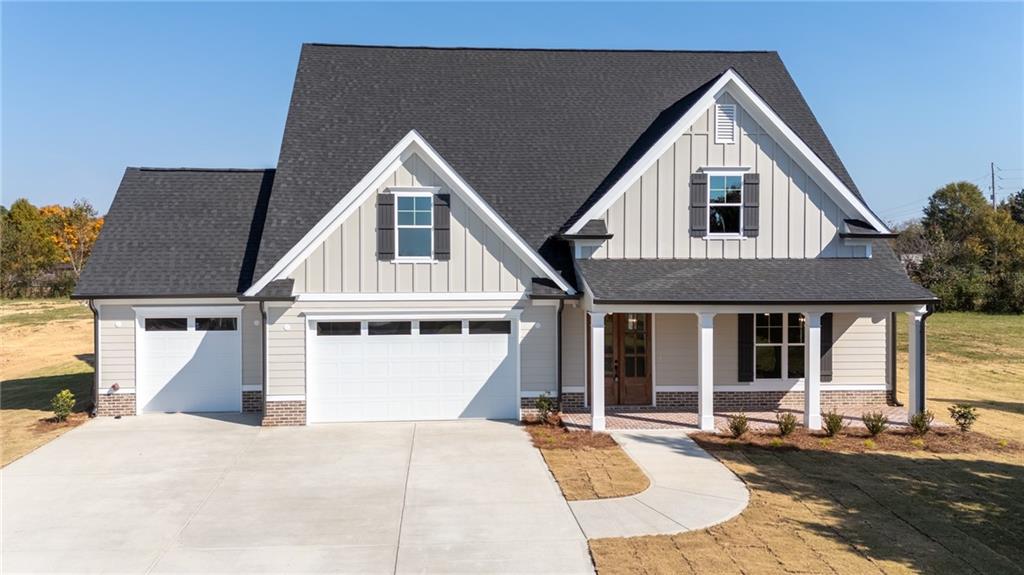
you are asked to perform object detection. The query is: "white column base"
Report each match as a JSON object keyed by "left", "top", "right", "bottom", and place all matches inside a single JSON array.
[
  {"left": 697, "top": 312, "right": 716, "bottom": 432},
  {"left": 805, "top": 312, "right": 823, "bottom": 431},
  {"left": 805, "top": 413, "right": 822, "bottom": 430},
  {"left": 589, "top": 312, "right": 606, "bottom": 433},
  {"left": 592, "top": 415, "right": 607, "bottom": 432},
  {"left": 699, "top": 414, "right": 715, "bottom": 432}
]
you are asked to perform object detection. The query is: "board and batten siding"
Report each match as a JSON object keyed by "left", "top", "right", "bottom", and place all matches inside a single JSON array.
[
  {"left": 593, "top": 94, "right": 864, "bottom": 260},
  {"left": 289, "top": 153, "right": 534, "bottom": 294},
  {"left": 96, "top": 303, "right": 263, "bottom": 391},
  {"left": 265, "top": 300, "right": 557, "bottom": 398},
  {"left": 653, "top": 312, "right": 887, "bottom": 387}
]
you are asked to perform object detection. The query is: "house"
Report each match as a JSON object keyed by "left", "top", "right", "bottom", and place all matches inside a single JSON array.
[{"left": 74, "top": 44, "right": 937, "bottom": 431}]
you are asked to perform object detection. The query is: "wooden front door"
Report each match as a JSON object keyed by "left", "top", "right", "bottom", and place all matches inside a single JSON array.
[{"left": 603, "top": 313, "right": 652, "bottom": 406}]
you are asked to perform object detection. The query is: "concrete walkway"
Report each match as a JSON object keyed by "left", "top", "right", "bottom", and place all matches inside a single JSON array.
[{"left": 568, "top": 431, "right": 749, "bottom": 539}]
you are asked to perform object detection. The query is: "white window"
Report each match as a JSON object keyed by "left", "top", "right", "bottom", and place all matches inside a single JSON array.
[
  {"left": 755, "top": 313, "right": 806, "bottom": 380},
  {"left": 715, "top": 104, "right": 737, "bottom": 144},
  {"left": 395, "top": 193, "right": 433, "bottom": 259},
  {"left": 707, "top": 174, "right": 743, "bottom": 235}
]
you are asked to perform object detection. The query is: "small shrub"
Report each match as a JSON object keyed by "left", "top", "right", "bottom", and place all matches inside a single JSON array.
[
  {"left": 862, "top": 411, "right": 889, "bottom": 437},
  {"left": 910, "top": 438, "right": 926, "bottom": 449},
  {"left": 822, "top": 410, "right": 847, "bottom": 437},
  {"left": 948, "top": 404, "right": 979, "bottom": 433},
  {"left": 863, "top": 439, "right": 877, "bottom": 450},
  {"left": 818, "top": 438, "right": 833, "bottom": 449},
  {"left": 909, "top": 411, "right": 935, "bottom": 435},
  {"left": 775, "top": 412, "right": 798, "bottom": 437},
  {"left": 997, "top": 439, "right": 1009, "bottom": 449},
  {"left": 768, "top": 437, "right": 785, "bottom": 448},
  {"left": 534, "top": 393, "right": 556, "bottom": 422},
  {"left": 727, "top": 413, "right": 749, "bottom": 438},
  {"left": 51, "top": 389, "right": 75, "bottom": 422}
]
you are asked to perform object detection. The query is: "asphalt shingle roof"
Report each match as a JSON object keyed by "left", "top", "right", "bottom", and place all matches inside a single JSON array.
[
  {"left": 74, "top": 168, "right": 274, "bottom": 298},
  {"left": 577, "top": 244, "right": 936, "bottom": 304},
  {"left": 253, "top": 44, "right": 865, "bottom": 284}
]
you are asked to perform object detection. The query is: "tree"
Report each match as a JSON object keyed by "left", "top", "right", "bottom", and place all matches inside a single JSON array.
[
  {"left": 922, "top": 181, "right": 990, "bottom": 244},
  {"left": 40, "top": 199, "right": 104, "bottom": 280},
  {"left": 1002, "top": 189, "right": 1024, "bottom": 226},
  {"left": 0, "top": 199, "right": 59, "bottom": 296}
]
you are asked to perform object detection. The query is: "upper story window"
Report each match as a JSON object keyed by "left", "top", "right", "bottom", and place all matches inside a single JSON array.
[
  {"left": 396, "top": 194, "right": 433, "bottom": 258},
  {"left": 708, "top": 174, "right": 743, "bottom": 235}
]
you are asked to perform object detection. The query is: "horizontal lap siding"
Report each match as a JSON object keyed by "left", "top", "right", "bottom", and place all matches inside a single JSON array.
[
  {"left": 520, "top": 304, "right": 557, "bottom": 394},
  {"left": 99, "top": 305, "right": 135, "bottom": 389},
  {"left": 560, "top": 303, "right": 586, "bottom": 391},
  {"left": 593, "top": 94, "right": 864, "bottom": 260},
  {"left": 832, "top": 313, "right": 888, "bottom": 384},
  {"left": 290, "top": 152, "right": 534, "bottom": 294}
]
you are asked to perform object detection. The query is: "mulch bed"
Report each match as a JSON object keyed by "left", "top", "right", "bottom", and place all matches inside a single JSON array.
[
  {"left": 693, "top": 426, "right": 1023, "bottom": 455},
  {"left": 524, "top": 420, "right": 620, "bottom": 450}
]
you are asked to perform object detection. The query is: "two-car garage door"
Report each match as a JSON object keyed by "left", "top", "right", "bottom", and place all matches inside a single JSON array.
[{"left": 307, "top": 319, "right": 518, "bottom": 423}]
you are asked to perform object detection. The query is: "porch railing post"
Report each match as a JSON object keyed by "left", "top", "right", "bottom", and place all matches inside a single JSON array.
[
  {"left": 805, "top": 312, "right": 823, "bottom": 430},
  {"left": 697, "top": 312, "right": 716, "bottom": 431},
  {"left": 589, "top": 312, "right": 606, "bottom": 431}
]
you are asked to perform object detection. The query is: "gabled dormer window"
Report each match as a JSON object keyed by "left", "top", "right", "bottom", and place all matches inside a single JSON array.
[
  {"left": 395, "top": 192, "right": 433, "bottom": 259},
  {"left": 707, "top": 173, "right": 743, "bottom": 235}
]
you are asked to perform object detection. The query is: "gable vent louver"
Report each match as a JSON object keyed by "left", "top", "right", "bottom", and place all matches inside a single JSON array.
[{"left": 715, "top": 104, "right": 737, "bottom": 144}]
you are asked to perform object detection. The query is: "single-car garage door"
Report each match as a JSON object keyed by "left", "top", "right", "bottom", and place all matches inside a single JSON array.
[
  {"left": 136, "top": 307, "right": 242, "bottom": 413},
  {"left": 308, "top": 318, "right": 518, "bottom": 423}
]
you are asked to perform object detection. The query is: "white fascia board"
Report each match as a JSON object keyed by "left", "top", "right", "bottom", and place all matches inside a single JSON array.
[
  {"left": 246, "top": 130, "right": 575, "bottom": 297},
  {"left": 295, "top": 292, "right": 525, "bottom": 302},
  {"left": 565, "top": 69, "right": 888, "bottom": 234}
]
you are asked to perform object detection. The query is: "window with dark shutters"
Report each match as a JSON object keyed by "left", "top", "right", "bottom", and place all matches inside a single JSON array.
[
  {"left": 689, "top": 173, "right": 708, "bottom": 237},
  {"left": 742, "top": 173, "right": 760, "bottom": 238},
  {"left": 433, "top": 194, "right": 451, "bottom": 261},
  {"left": 376, "top": 193, "right": 395, "bottom": 261}
]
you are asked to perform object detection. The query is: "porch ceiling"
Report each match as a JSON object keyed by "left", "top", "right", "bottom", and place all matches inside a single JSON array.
[{"left": 577, "top": 244, "right": 936, "bottom": 305}]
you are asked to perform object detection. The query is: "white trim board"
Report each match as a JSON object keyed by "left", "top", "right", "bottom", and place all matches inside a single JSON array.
[
  {"left": 564, "top": 69, "right": 889, "bottom": 235},
  {"left": 245, "top": 130, "right": 575, "bottom": 298},
  {"left": 295, "top": 292, "right": 526, "bottom": 302}
]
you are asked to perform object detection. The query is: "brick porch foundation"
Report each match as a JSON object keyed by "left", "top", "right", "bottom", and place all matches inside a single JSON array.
[
  {"left": 96, "top": 392, "right": 136, "bottom": 417},
  {"left": 566, "top": 389, "right": 889, "bottom": 413},
  {"left": 262, "top": 400, "right": 306, "bottom": 426},
  {"left": 242, "top": 390, "right": 263, "bottom": 413}
]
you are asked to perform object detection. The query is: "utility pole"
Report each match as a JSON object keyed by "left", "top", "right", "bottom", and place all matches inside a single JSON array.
[{"left": 991, "top": 162, "right": 997, "bottom": 209}]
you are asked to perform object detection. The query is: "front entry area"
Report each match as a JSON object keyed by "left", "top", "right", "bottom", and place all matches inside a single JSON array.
[
  {"left": 307, "top": 318, "right": 519, "bottom": 423},
  {"left": 589, "top": 313, "right": 652, "bottom": 406}
]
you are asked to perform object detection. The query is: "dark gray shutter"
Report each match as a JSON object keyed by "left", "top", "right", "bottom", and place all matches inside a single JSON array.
[
  {"left": 743, "top": 173, "right": 760, "bottom": 238},
  {"left": 433, "top": 194, "right": 451, "bottom": 261},
  {"left": 689, "top": 173, "right": 708, "bottom": 237},
  {"left": 821, "top": 313, "right": 833, "bottom": 382},
  {"left": 738, "top": 313, "right": 754, "bottom": 382},
  {"left": 376, "top": 193, "right": 394, "bottom": 261}
]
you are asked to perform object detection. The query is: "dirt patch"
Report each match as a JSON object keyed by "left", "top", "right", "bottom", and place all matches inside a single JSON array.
[
  {"left": 1, "top": 410, "right": 88, "bottom": 466},
  {"left": 525, "top": 422, "right": 649, "bottom": 501},
  {"left": 692, "top": 427, "right": 1023, "bottom": 456}
]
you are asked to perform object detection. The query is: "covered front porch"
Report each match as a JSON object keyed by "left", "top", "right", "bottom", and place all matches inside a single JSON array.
[{"left": 575, "top": 304, "right": 930, "bottom": 432}]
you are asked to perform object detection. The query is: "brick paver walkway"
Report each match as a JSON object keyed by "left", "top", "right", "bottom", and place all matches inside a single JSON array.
[{"left": 562, "top": 405, "right": 913, "bottom": 432}]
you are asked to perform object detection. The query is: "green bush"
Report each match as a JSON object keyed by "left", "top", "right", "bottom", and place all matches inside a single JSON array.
[
  {"left": 727, "top": 413, "right": 749, "bottom": 438},
  {"left": 768, "top": 437, "right": 784, "bottom": 448},
  {"left": 51, "top": 389, "right": 75, "bottom": 422},
  {"left": 534, "top": 392, "right": 556, "bottom": 422},
  {"left": 948, "top": 404, "right": 979, "bottom": 432},
  {"left": 909, "top": 411, "right": 935, "bottom": 435},
  {"left": 775, "top": 412, "right": 798, "bottom": 437},
  {"left": 822, "top": 410, "right": 847, "bottom": 437},
  {"left": 862, "top": 412, "right": 889, "bottom": 437}
]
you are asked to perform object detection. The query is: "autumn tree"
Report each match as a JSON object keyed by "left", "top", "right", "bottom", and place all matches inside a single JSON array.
[
  {"left": 40, "top": 199, "right": 104, "bottom": 280},
  {"left": 0, "top": 199, "right": 59, "bottom": 296}
]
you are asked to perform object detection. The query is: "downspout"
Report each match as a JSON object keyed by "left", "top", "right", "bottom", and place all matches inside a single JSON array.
[
  {"left": 88, "top": 299, "right": 99, "bottom": 417},
  {"left": 260, "top": 301, "right": 268, "bottom": 419},
  {"left": 556, "top": 299, "right": 564, "bottom": 409},
  {"left": 919, "top": 305, "right": 935, "bottom": 412}
]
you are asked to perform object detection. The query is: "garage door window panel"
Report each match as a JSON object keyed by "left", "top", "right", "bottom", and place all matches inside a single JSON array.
[
  {"left": 317, "top": 321, "right": 361, "bottom": 336},
  {"left": 468, "top": 320, "right": 511, "bottom": 335},
  {"left": 420, "top": 320, "right": 463, "bottom": 335},
  {"left": 368, "top": 321, "right": 412, "bottom": 335},
  {"left": 196, "top": 317, "right": 237, "bottom": 331},
  {"left": 145, "top": 318, "right": 187, "bottom": 331}
]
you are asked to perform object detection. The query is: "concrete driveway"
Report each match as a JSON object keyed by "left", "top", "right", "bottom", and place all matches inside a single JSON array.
[{"left": 1, "top": 415, "right": 592, "bottom": 574}]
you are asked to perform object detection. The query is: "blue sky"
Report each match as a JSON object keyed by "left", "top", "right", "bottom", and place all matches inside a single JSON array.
[{"left": 3, "top": 2, "right": 1022, "bottom": 224}]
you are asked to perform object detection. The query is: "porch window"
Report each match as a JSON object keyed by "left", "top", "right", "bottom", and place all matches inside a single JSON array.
[
  {"left": 755, "top": 313, "right": 806, "bottom": 380},
  {"left": 708, "top": 174, "right": 743, "bottom": 235}
]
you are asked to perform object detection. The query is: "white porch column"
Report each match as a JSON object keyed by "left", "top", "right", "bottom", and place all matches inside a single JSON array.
[
  {"left": 907, "top": 310, "right": 926, "bottom": 416},
  {"left": 697, "top": 312, "right": 716, "bottom": 431},
  {"left": 589, "top": 312, "right": 606, "bottom": 431},
  {"left": 804, "top": 312, "right": 823, "bottom": 430}
]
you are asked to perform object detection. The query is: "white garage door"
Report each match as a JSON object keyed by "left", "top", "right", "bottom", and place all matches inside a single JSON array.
[
  {"left": 136, "top": 308, "right": 242, "bottom": 413},
  {"left": 308, "top": 319, "right": 518, "bottom": 423}
]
